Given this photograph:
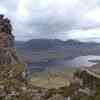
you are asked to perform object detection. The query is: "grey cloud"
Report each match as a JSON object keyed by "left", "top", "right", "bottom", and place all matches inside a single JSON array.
[
  {"left": 0, "top": 0, "right": 100, "bottom": 40},
  {"left": 29, "top": 17, "right": 79, "bottom": 35}
]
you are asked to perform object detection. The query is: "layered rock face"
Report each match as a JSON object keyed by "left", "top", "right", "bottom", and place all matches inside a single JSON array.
[
  {"left": 0, "top": 15, "right": 19, "bottom": 65},
  {"left": 0, "top": 15, "right": 28, "bottom": 99}
]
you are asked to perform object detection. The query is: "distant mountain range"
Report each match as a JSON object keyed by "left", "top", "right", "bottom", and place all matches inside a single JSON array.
[
  {"left": 16, "top": 39, "right": 100, "bottom": 50},
  {"left": 15, "top": 39, "right": 100, "bottom": 72}
]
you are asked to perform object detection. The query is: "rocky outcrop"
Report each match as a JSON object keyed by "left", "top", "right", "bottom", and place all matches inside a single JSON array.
[
  {"left": 0, "top": 15, "right": 20, "bottom": 65},
  {"left": 0, "top": 15, "right": 32, "bottom": 99}
]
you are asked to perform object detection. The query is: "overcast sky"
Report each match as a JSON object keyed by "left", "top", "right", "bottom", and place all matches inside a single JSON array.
[{"left": 0, "top": 0, "right": 100, "bottom": 42}]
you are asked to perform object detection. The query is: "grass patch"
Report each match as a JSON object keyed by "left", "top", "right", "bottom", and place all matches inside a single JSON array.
[{"left": 30, "top": 68, "right": 76, "bottom": 89}]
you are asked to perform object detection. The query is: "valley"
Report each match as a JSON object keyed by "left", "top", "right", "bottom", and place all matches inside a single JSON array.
[{"left": 15, "top": 39, "right": 100, "bottom": 89}]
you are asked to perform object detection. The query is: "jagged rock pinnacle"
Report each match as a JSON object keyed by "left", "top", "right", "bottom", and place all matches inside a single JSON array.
[
  {"left": 0, "top": 14, "right": 20, "bottom": 65},
  {"left": 0, "top": 15, "right": 26, "bottom": 80}
]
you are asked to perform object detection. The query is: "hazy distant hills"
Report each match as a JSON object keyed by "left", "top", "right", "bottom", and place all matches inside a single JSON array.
[
  {"left": 16, "top": 39, "right": 100, "bottom": 51},
  {"left": 16, "top": 39, "right": 64, "bottom": 50},
  {"left": 15, "top": 39, "right": 100, "bottom": 61},
  {"left": 15, "top": 39, "right": 100, "bottom": 72}
]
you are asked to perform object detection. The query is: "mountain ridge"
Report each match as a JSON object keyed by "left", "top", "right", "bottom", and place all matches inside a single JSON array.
[{"left": 16, "top": 39, "right": 100, "bottom": 50}]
